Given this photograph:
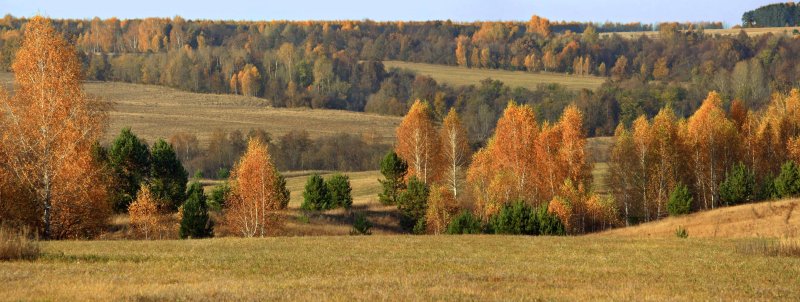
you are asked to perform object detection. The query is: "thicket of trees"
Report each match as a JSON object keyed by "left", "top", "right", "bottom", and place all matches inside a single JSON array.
[
  {"left": 380, "top": 100, "right": 612, "bottom": 235},
  {"left": 608, "top": 90, "right": 800, "bottom": 224},
  {"left": 743, "top": 3, "right": 800, "bottom": 27}
]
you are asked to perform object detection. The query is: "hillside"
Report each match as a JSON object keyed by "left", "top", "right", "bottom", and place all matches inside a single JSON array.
[
  {"left": 2, "top": 236, "right": 798, "bottom": 300},
  {"left": 599, "top": 199, "right": 800, "bottom": 238},
  {"left": 383, "top": 61, "right": 606, "bottom": 91},
  {"left": 0, "top": 72, "right": 402, "bottom": 145}
]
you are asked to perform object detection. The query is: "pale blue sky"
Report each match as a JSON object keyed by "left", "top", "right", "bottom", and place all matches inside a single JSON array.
[{"left": 1, "top": 0, "right": 779, "bottom": 27}]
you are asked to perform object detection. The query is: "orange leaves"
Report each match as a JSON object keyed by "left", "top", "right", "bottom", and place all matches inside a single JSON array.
[
  {"left": 396, "top": 100, "right": 441, "bottom": 185},
  {"left": 225, "top": 138, "right": 284, "bottom": 237},
  {"left": 467, "top": 102, "right": 594, "bottom": 224},
  {"left": 440, "top": 109, "right": 470, "bottom": 199},
  {"left": 425, "top": 184, "right": 458, "bottom": 235},
  {"left": 0, "top": 16, "right": 110, "bottom": 239},
  {"left": 128, "top": 186, "right": 160, "bottom": 240}
]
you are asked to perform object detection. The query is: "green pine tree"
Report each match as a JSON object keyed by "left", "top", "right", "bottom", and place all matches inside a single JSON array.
[
  {"left": 301, "top": 173, "right": 330, "bottom": 211},
  {"left": 108, "top": 127, "right": 151, "bottom": 213},
  {"left": 149, "top": 139, "right": 188, "bottom": 211},
  {"left": 179, "top": 182, "right": 213, "bottom": 239},
  {"left": 327, "top": 174, "right": 353, "bottom": 209},
  {"left": 378, "top": 151, "right": 408, "bottom": 205}
]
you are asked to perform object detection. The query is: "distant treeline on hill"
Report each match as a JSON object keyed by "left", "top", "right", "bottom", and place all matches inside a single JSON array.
[
  {"left": 0, "top": 15, "right": 793, "bottom": 143},
  {"left": 743, "top": 2, "right": 800, "bottom": 27}
]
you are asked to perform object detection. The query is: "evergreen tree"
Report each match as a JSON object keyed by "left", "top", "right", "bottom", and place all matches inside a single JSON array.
[
  {"left": 301, "top": 173, "right": 330, "bottom": 211},
  {"left": 718, "top": 162, "right": 756, "bottom": 206},
  {"left": 275, "top": 171, "right": 291, "bottom": 209},
  {"left": 326, "top": 174, "right": 353, "bottom": 209},
  {"left": 398, "top": 176, "right": 429, "bottom": 233},
  {"left": 378, "top": 151, "right": 408, "bottom": 205},
  {"left": 774, "top": 161, "right": 800, "bottom": 198},
  {"left": 149, "top": 139, "right": 188, "bottom": 211},
  {"left": 179, "top": 182, "right": 213, "bottom": 239},
  {"left": 108, "top": 127, "right": 151, "bottom": 213},
  {"left": 667, "top": 183, "right": 693, "bottom": 216}
]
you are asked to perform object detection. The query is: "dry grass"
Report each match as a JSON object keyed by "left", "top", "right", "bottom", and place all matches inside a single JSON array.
[
  {"left": 0, "top": 227, "right": 39, "bottom": 261},
  {"left": 0, "top": 236, "right": 798, "bottom": 300},
  {"left": 599, "top": 199, "right": 800, "bottom": 239},
  {"left": 602, "top": 26, "right": 800, "bottom": 39},
  {"left": 738, "top": 237, "right": 800, "bottom": 258},
  {"left": 383, "top": 61, "right": 606, "bottom": 91},
  {"left": 0, "top": 72, "right": 402, "bottom": 146}
]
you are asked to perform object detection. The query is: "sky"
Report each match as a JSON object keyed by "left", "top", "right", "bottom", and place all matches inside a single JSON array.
[{"left": 1, "top": 0, "right": 781, "bottom": 27}]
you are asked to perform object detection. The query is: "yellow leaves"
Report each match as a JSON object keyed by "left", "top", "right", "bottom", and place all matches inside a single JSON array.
[
  {"left": 425, "top": 185, "right": 458, "bottom": 235},
  {"left": 396, "top": 100, "right": 441, "bottom": 185},
  {"left": 441, "top": 109, "right": 470, "bottom": 199},
  {"left": 128, "top": 186, "right": 161, "bottom": 240},
  {"left": 225, "top": 138, "right": 283, "bottom": 237},
  {"left": 1, "top": 16, "right": 109, "bottom": 239}
]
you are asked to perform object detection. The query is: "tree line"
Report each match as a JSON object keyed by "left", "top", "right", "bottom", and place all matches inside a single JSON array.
[
  {"left": 377, "top": 100, "right": 611, "bottom": 235},
  {"left": 742, "top": 2, "right": 800, "bottom": 27},
  {"left": 608, "top": 90, "right": 800, "bottom": 224}
]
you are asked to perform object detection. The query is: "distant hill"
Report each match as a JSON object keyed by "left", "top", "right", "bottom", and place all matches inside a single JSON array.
[{"left": 598, "top": 199, "right": 799, "bottom": 238}]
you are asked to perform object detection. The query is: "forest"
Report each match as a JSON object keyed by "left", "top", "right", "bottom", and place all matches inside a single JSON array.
[
  {"left": 743, "top": 2, "right": 800, "bottom": 27},
  {"left": 0, "top": 14, "right": 786, "bottom": 144}
]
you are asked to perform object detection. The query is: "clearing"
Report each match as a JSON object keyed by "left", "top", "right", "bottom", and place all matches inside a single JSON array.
[
  {"left": 383, "top": 61, "right": 606, "bottom": 91},
  {"left": 0, "top": 72, "right": 402, "bottom": 145},
  {"left": 602, "top": 26, "right": 800, "bottom": 39}
]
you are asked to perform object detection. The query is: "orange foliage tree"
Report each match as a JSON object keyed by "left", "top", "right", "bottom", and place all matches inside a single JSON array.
[
  {"left": 425, "top": 184, "right": 458, "bottom": 234},
  {"left": 225, "top": 138, "right": 286, "bottom": 237},
  {"left": 0, "top": 16, "right": 110, "bottom": 239},
  {"left": 395, "top": 100, "right": 441, "bottom": 185},
  {"left": 128, "top": 186, "right": 161, "bottom": 239},
  {"left": 440, "top": 109, "right": 470, "bottom": 199}
]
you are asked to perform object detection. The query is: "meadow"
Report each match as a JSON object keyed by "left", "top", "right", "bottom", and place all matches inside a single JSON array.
[
  {"left": 0, "top": 235, "right": 797, "bottom": 301},
  {"left": 383, "top": 61, "right": 607, "bottom": 91},
  {"left": 0, "top": 72, "right": 402, "bottom": 146}
]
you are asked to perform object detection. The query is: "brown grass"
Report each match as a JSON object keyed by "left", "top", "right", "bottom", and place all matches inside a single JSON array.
[
  {"left": 738, "top": 237, "right": 800, "bottom": 258},
  {"left": 0, "top": 236, "right": 798, "bottom": 300},
  {"left": 383, "top": 61, "right": 606, "bottom": 91},
  {"left": 601, "top": 26, "right": 800, "bottom": 39},
  {"left": 0, "top": 227, "right": 39, "bottom": 261},
  {"left": 598, "top": 199, "right": 800, "bottom": 239},
  {"left": 0, "top": 72, "right": 402, "bottom": 146}
]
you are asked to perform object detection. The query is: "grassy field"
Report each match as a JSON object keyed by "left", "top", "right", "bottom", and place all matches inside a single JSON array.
[
  {"left": 0, "top": 72, "right": 402, "bottom": 146},
  {"left": 599, "top": 199, "right": 800, "bottom": 239},
  {"left": 383, "top": 61, "right": 606, "bottom": 91},
  {"left": 602, "top": 26, "right": 800, "bottom": 39},
  {"left": 1, "top": 236, "right": 798, "bottom": 301}
]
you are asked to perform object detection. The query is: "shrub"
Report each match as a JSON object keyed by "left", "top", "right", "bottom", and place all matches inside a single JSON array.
[
  {"left": 301, "top": 174, "right": 330, "bottom": 211},
  {"left": 397, "top": 176, "right": 429, "bottom": 232},
  {"left": 326, "top": 174, "right": 353, "bottom": 209},
  {"left": 719, "top": 162, "right": 756, "bottom": 206},
  {"left": 675, "top": 226, "right": 688, "bottom": 238},
  {"left": 179, "top": 182, "right": 214, "bottom": 239},
  {"left": 758, "top": 174, "right": 777, "bottom": 201},
  {"left": 667, "top": 183, "right": 693, "bottom": 216},
  {"left": 446, "top": 211, "right": 483, "bottom": 234},
  {"left": 774, "top": 161, "right": 800, "bottom": 198},
  {"left": 0, "top": 227, "right": 39, "bottom": 261},
  {"left": 350, "top": 212, "right": 372, "bottom": 235}
]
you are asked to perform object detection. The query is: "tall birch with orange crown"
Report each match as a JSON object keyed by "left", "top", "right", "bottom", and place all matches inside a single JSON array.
[
  {"left": 225, "top": 138, "right": 285, "bottom": 237},
  {"left": 440, "top": 108, "right": 470, "bottom": 199},
  {"left": 396, "top": 100, "right": 441, "bottom": 185},
  {"left": 0, "top": 16, "right": 110, "bottom": 239}
]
